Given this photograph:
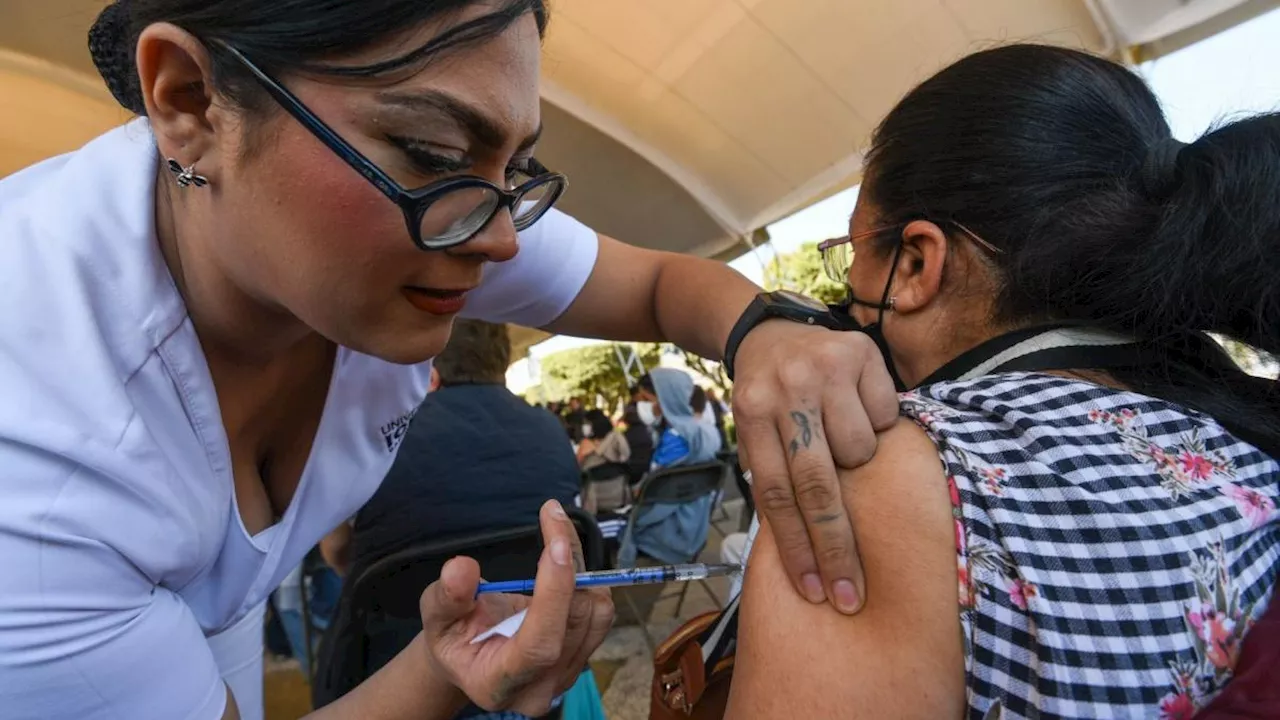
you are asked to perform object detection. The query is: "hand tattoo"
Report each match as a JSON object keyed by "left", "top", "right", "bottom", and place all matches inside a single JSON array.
[
  {"left": 789, "top": 410, "right": 813, "bottom": 458},
  {"left": 490, "top": 667, "right": 540, "bottom": 708}
]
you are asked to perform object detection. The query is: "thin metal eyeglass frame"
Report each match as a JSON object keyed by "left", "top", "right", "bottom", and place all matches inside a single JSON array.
[
  {"left": 817, "top": 219, "right": 1001, "bottom": 284},
  {"left": 216, "top": 42, "right": 567, "bottom": 252}
]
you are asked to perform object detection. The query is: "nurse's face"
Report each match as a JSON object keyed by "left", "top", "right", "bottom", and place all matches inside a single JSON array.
[{"left": 198, "top": 4, "right": 542, "bottom": 363}]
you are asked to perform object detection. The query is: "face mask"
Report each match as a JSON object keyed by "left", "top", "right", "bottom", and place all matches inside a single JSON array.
[
  {"left": 581, "top": 423, "right": 593, "bottom": 439},
  {"left": 840, "top": 241, "right": 909, "bottom": 391},
  {"left": 636, "top": 401, "right": 658, "bottom": 427}
]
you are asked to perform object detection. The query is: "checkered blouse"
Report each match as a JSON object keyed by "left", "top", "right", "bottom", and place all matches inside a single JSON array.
[{"left": 901, "top": 373, "right": 1279, "bottom": 719}]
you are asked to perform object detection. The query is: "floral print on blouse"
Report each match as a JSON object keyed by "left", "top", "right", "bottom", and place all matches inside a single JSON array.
[{"left": 900, "top": 373, "right": 1279, "bottom": 719}]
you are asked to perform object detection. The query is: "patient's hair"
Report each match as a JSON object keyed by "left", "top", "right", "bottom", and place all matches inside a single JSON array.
[{"left": 863, "top": 44, "right": 1279, "bottom": 453}]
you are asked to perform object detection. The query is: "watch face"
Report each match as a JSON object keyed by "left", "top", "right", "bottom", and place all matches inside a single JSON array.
[{"left": 771, "top": 290, "right": 831, "bottom": 312}]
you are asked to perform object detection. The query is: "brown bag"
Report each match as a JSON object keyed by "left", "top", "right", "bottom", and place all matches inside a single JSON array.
[{"left": 649, "top": 598, "right": 739, "bottom": 720}]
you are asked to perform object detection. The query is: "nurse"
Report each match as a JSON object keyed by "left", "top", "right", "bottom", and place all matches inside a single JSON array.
[{"left": 0, "top": 1, "right": 898, "bottom": 718}]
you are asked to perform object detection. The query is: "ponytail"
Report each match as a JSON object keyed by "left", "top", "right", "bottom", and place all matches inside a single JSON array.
[{"left": 1136, "top": 114, "right": 1280, "bottom": 356}]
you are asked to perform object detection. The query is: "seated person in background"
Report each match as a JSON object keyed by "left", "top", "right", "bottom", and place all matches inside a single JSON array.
[
  {"left": 621, "top": 401, "right": 655, "bottom": 484},
  {"left": 346, "top": 320, "right": 581, "bottom": 580},
  {"left": 726, "top": 44, "right": 1278, "bottom": 719},
  {"left": 577, "top": 409, "right": 630, "bottom": 468},
  {"left": 619, "top": 368, "right": 723, "bottom": 567},
  {"left": 562, "top": 396, "right": 587, "bottom": 444},
  {"left": 578, "top": 409, "right": 632, "bottom": 513},
  {"left": 327, "top": 321, "right": 584, "bottom": 719}
]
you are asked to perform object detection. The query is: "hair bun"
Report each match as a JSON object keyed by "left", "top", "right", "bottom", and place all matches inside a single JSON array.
[
  {"left": 1138, "top": 137, "right": 1187, "bottom": 201},
  {"left": 88, "top": 1, "right": 145, "bottom": 115}
]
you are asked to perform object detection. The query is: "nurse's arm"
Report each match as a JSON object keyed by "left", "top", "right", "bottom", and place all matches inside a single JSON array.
[
  {"left": 319, "top": 521, "right": 353, "bottom": 578},
  {"left": 542, "top": 233, "right": 755, "bottom": 356}
]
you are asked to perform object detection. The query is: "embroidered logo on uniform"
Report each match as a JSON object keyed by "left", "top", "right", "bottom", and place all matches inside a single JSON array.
[{"left": 379, "top": 407, "right": 418, "bottom": 453}]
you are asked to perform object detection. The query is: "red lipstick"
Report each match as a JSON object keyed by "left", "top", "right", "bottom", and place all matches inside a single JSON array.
[{"left": 403, "top": 286, "right": 469, "bottom": 315}]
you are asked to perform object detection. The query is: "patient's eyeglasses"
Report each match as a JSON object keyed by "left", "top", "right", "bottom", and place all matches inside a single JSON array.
[
  {"left": 817, "top": 220, "right": 1001, "bottom": 284},
  {"left": 217, "top": 42, "right": 567, "bottom": 252}
]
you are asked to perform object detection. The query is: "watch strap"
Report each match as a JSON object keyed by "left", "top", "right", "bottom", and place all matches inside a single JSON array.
[{"left": 722, "top": 295, "right": 767, "bottom": 381}]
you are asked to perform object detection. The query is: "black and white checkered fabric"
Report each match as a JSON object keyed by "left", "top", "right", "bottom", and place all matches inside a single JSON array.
[{"left": 902, "top": 372, "right": 1279, "bottom": 719}]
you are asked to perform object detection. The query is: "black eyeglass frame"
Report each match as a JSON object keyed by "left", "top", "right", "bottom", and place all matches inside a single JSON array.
[
  {"left": 216, "top": 42, "right": 567, "bottom": 252},
  {"left": 817, "top": 218, "right": 1001, "bottom": 285}
]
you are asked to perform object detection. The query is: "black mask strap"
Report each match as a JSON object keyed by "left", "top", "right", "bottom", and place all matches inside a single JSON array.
[{"left": 843, "top": 241, "right": 904, "bottom": 312}]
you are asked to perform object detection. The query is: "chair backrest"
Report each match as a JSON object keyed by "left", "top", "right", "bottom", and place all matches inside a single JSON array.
[
  {"left": 350, "top": 505, "right": 606, "bottom": 619},
  {"left": 582, "top": 460, "right": 630, "bottom": 485},
  {"left": 632, "top": 460, "right": 725, "bottom": 508},
  {"left": 717, "top": 448, "right": 754, "bottom": 518},
  {"left": 313, "top": 506, "right": 605, "bottom": 708}
]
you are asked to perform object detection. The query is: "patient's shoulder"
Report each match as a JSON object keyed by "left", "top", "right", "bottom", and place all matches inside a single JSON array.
[{"left": 728, "top": 420, "right": 965, "bottom": 719}]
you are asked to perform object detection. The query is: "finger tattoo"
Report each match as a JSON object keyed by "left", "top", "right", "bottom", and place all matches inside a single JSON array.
[{"left": 789, "top": 410, "right": 813, "bottom": 458}]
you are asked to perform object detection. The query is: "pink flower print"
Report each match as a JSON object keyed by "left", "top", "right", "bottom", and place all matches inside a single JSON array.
[
  {"left": 1221, "top": 483, "right": 1277, "bottom": 529},
  {"left": 947, "top": 475, "right": 962, "bottom": 508},
  {"left": 1158, "top": 692, "right": 1197, "bottom": 720},
  {"left": 1187, "top": 602, "right": 1241, "bottom": 671},
  {"left": 1087, "top": 408, "right": 1104, "bottom": 422},
  {"left": 979, "top": 467, "right": 1007, "bottom": 496},
  {"left": 1178, "top": 451, "right": 1216, "bottom": 483},
  {"left": 957, "top": 559, "right": 976, "bottom": 609},
  {"left": 1008, "top": 577, "right": 1038, "bottom": 611},
  {"left": 1149, "top": 444, "right": 1172, "bottom": 468}
]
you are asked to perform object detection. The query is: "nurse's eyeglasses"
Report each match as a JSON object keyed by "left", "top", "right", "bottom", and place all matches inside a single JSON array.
[
  {"left": 217, "top": 42, "right": 567, "bottom": 252},
  {"left": 817, "top": 219, "right": 1001, "bottom": 284}
]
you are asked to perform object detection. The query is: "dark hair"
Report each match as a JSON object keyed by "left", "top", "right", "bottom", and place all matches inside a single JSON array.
[
  {"left": 88, "top": 0, "right": 548, "bottom": 117},
  {"left": 433, "top": 320, "right": 510, "bottom": 386},
  {"left": 863, "top": 44, "right": 1280, "bottom": 453},
  {"left": 584, "top": 409, "right": 613, "bottom": 440},
  {"left": 636, "top": 373, "right": 657, "bottom": 395},
  {"left": 622, "top": 402, "right": 642, "bottom": 427},
  {"left": 689, "top": 385, "right": 708, "bottom": 415}
]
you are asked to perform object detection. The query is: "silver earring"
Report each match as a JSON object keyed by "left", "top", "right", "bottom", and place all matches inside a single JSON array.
[
  {"left": 887, "top": 296, "right": 897, "bottom": 311},
  {"left": 166, "top": 158, "right": 208, "bottom": 188}
]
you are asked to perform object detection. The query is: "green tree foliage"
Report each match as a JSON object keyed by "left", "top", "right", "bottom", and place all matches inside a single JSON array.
[
  {"left": 764, "top": 241, "right": 848, "bottom": 305},
  {"left": 540, "top": 343, "right": 662, "bottom": 408},
  {"left": 679, "top": 349, "right": 732, "bottom": 397}
]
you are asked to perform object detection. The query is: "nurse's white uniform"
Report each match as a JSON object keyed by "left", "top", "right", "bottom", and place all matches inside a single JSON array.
[{"left": 0, "top": 120, "right": 598, "bottom": 720}]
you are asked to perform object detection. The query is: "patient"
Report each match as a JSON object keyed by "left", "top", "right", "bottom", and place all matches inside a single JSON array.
[{"left": 726, "top": 45, "right": 1279, "bottom": 719}]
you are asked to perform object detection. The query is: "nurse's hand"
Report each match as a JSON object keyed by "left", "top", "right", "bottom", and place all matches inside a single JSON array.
[
  {"left": 419, "top": 501, "right": 613, "bottom": 716},
  {"left": 732, "top": 321, "right": 899, "bottom": 614}
]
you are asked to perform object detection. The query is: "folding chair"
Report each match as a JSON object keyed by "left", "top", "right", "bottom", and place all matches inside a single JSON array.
[
  {"left": 580, "top": 460, "right": 631, "bottom": 514},
  {"left": 617, "top": 460, "right": 726, "bottom": 647}
]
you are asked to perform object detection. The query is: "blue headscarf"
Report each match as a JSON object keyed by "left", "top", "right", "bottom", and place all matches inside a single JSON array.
[{"left": 649, "top": 367, "right": 721, "bottom": 465}]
